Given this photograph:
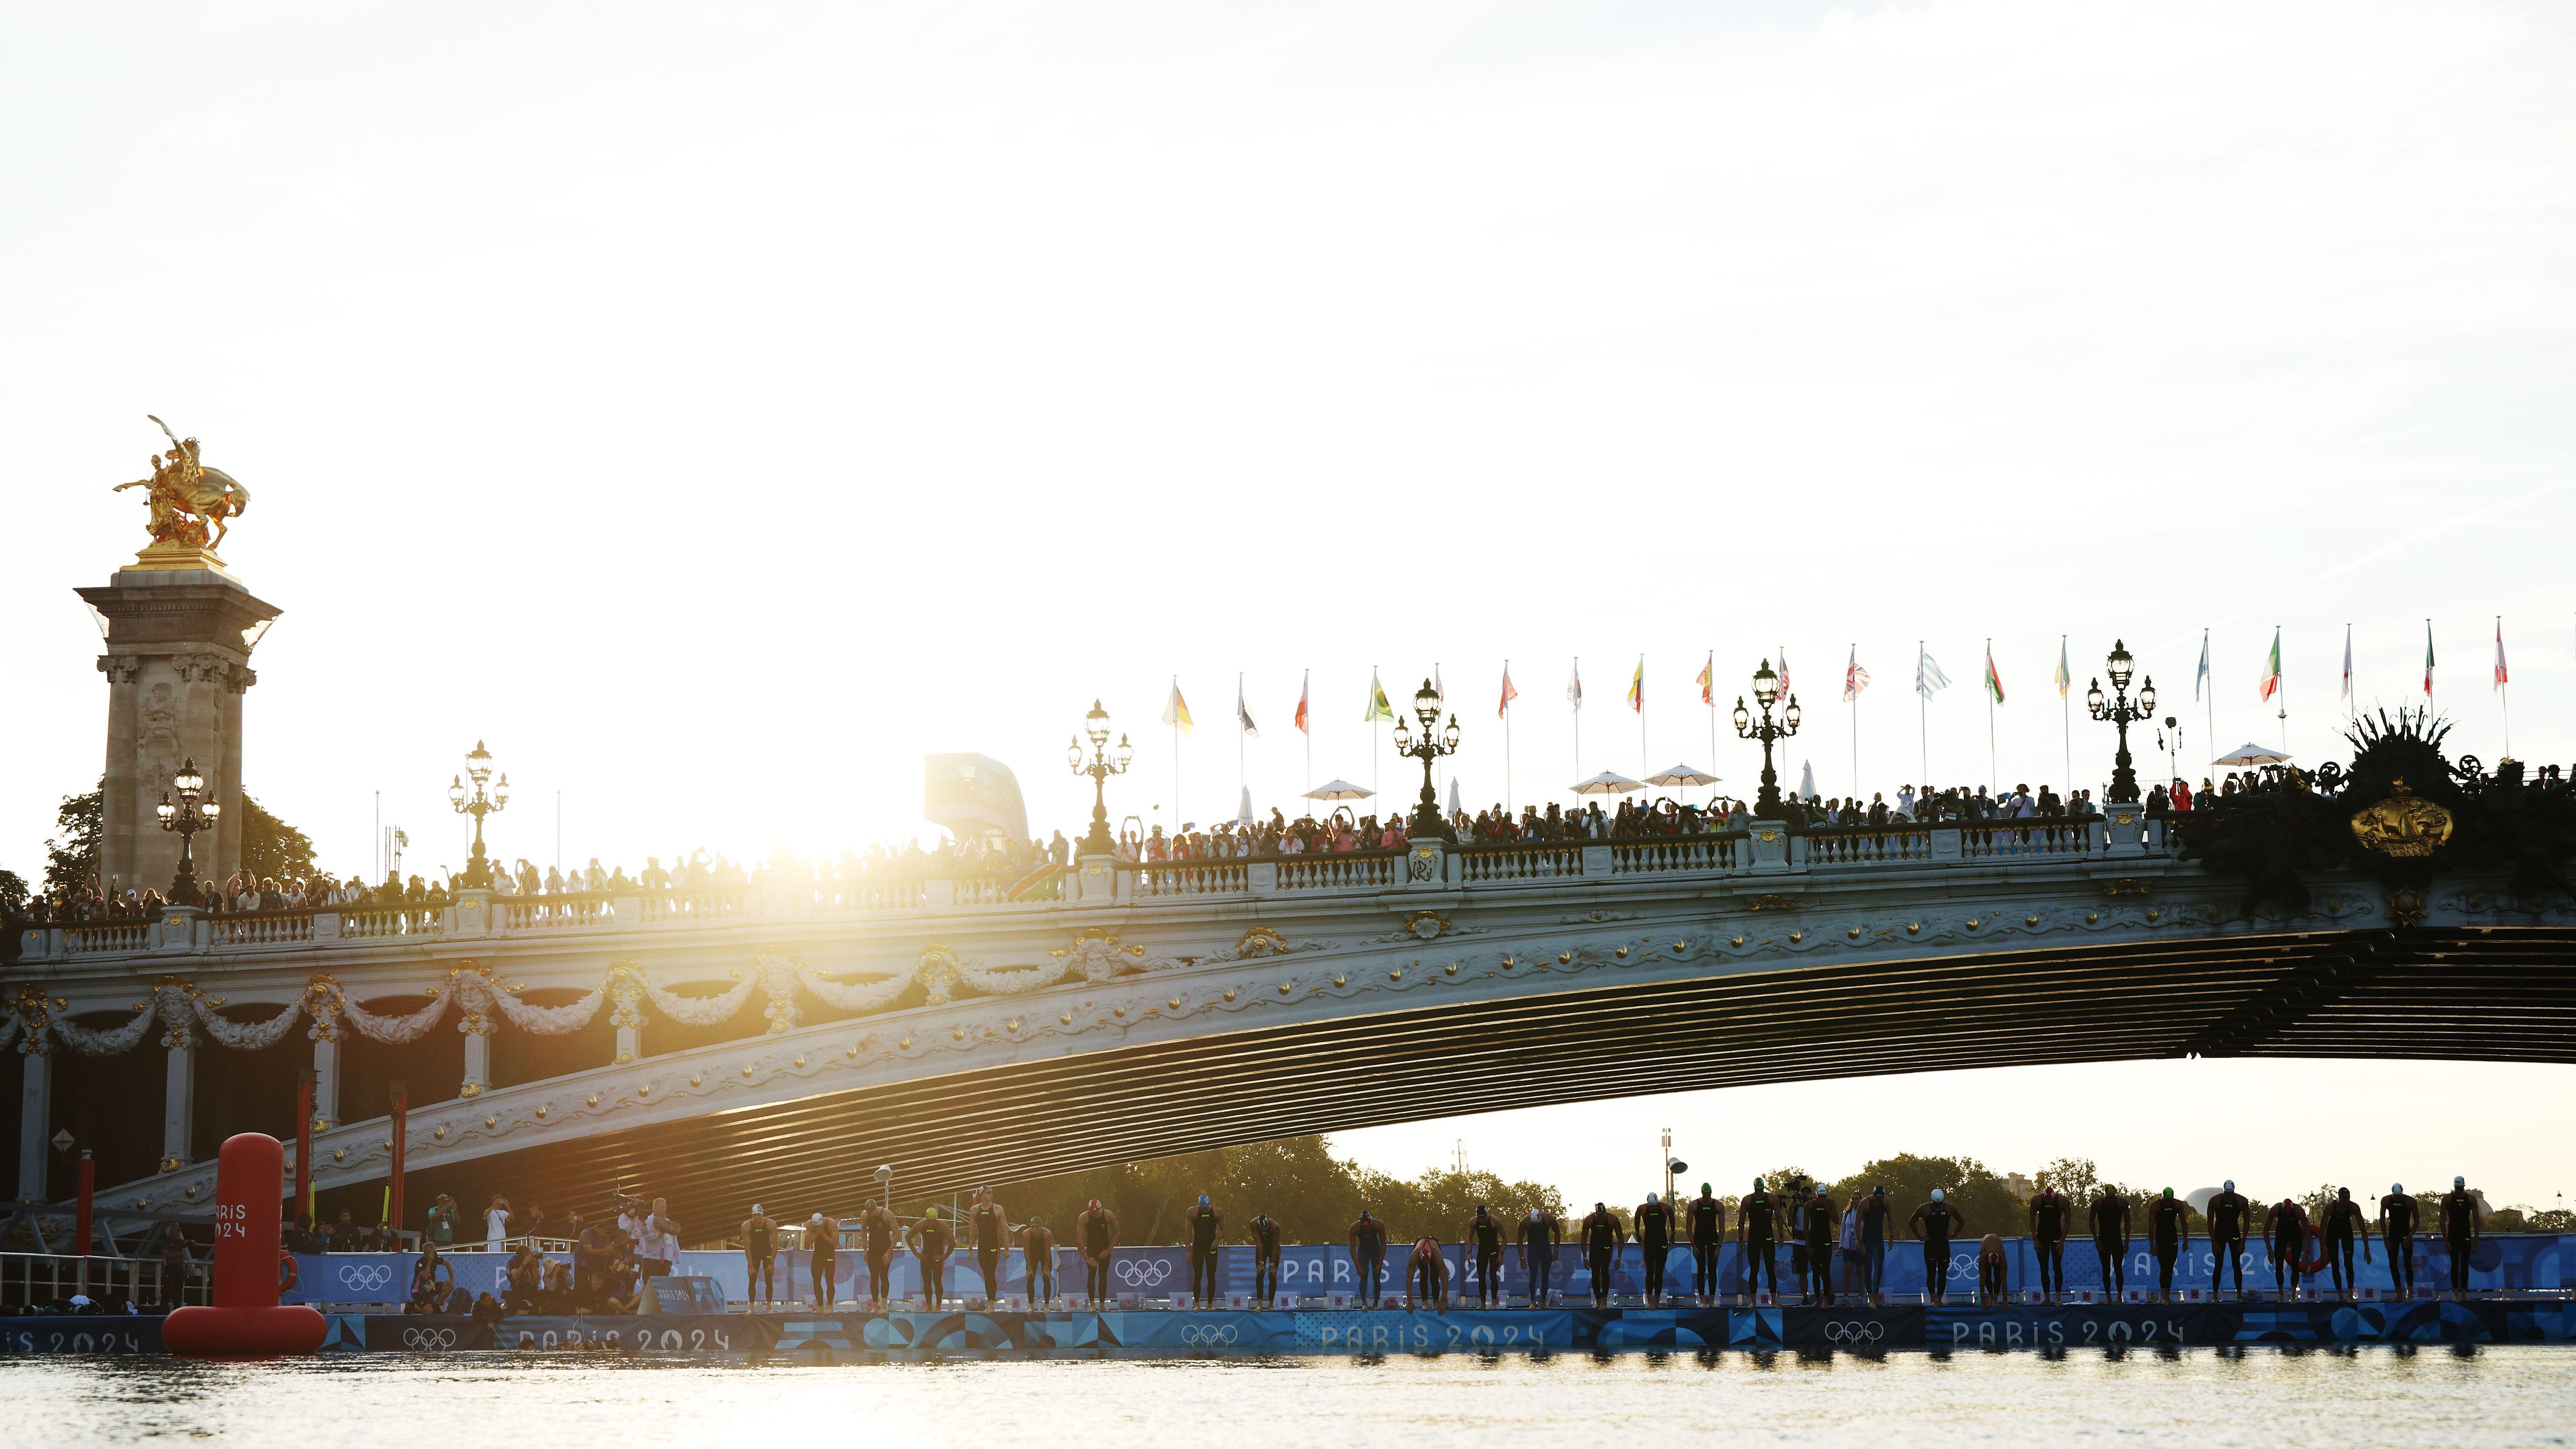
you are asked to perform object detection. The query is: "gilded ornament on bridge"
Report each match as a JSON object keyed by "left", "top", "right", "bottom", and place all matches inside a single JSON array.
[
  {"left": 914, "top": 945, "right": 964, "bottom": 1004},
  {"left": 2349, "top": 780, "right": 2454, "bottom": 858},
  {"left": 2385, "top": 887, "right": 2428, "bottom": 928},
  {"left": 1408, "top": 844, "right": 1441, "bottom": 882},
  {"left": 112, "top": 417, "right": 252, "bottom": 570},
  {"left": 1404, "top": 910, "right": 1450, "bottom": 940},
  {"left": 1233, "top": 926, "right": 1288, "bottom": 959},
  {"left": 1048, "top": 928, "right": 1146, "bottom": 983},
  {"left": 1742, "top": 894, "right": 1797, "bottom": 912},
  {"left": 2101, "top": 878, "right": 2152, "bottom": 897}
]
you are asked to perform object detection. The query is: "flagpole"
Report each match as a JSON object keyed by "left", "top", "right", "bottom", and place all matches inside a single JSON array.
[
  {"left": 1172, "top": 673, "right": 1182, "bottom": 827},
  {"left": 2276, "top": 625, "right": 2288, "bottom": 751},
  {"left": 1237, "top": 671, "right": 1246, "bottom": 803},
  {"left": 1849, "top": 642, "right": 1859, "bottom": 797},
  {"left": 1572, "top": 656, "right": 1581, "bottom": 792},
  {"left": 1985, "top": 637, "right": 1997, "bottom": 794},
  {"left": 2059, "top": 634, "right": 2070, "bottom": 796},
  {"left": 1917, "top": 639, "right": 1927, "bottom": 788},
  {"left": 1504, "top": 659, "right": 1514, "bottom": 813},
  {"left": 1705, "top": 649, "right": 1716, "bottom": 803},
  {"left": 1371, "top": 662, "right": 1380, "bottom": 808},
  {"left": 1637, "top": 654, "right": 1647, "bottom": 778},
  {"left": 2498, "top": 616, "right": 2511, "bottom": 756},
  {"left": 2201, "top": 627, "right": 2214, "bottom": 793}
]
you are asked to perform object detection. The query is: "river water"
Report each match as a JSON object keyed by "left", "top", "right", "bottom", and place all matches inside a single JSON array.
[{"left": 7, "top": 1348, "right": 2573, "bottom": 1448}]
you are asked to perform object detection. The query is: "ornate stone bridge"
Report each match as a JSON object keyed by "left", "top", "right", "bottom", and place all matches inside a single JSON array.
[{"left": 12, "top": 812, "right": 2574, "bottom": 1233}]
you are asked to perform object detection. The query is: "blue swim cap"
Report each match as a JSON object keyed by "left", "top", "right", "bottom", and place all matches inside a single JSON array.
[{"left": 1199, "top": 1194, "right": 1210, "bottom": 1206}]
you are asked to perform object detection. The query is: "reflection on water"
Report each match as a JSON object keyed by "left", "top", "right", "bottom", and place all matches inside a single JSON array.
[{"left": 5, "top": 1346, "right": 2574, "bottom": 1448}]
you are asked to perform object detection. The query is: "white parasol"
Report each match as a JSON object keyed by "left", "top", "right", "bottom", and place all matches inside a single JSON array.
[
  {"left": 1570, "top": 771, "right": 1645, "bottom": 795},
  {"left": 1645, "top": 763, "right": 1719, "bottom": 787},
  {"left": 1302, "top": 779, "right": 1375, "bottom": 801},
  {"left": 2211, "top": 743, "right": 2292, "bottom": 767}
]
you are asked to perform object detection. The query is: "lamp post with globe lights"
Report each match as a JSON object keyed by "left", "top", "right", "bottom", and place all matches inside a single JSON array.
[
  {"left": 1733, "top": 660, "right": 1802, "bottom": 819},
  {"left": 1392, "top": 678, "right": 1462, "bottom": 839},
  {"left": 2085, "top": 642, "right": 2156, "bottom": 804},
  {"left": 1068, "top": 701, "right": 1135, "bottom": 857},
  {"left": 155, "top": 758, "right": 220, "bottom": 905},
  {"left": 446, "top": 740, "right": 510, "bottom": 890}
]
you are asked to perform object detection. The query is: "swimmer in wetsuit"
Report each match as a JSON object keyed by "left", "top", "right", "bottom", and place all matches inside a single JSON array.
[
  {"left": 1075, "top": 1198, "right": 1119, "bottom": 1307},
  {"left": 1520, "top": 1204, "right": 1562, "bottom": 1307},
  {"left": 1632, "top": 1192, "right": 1674, "bottom": 1307},
  {"left": 805, "top": 1213, "right": 838, "bottom": 1309},
  {"left": 1249, "top": 1213, "right": 1283, "bottom": 1306},
  {"left": 2439, "top": 1176, "right": 2481, "bottom": 1298},
  {"left": 1184, "top": 1194, "right": 1224, "bottom": 1307},
  {"left": 1907, "top": 1189, "right": 1963, "bottom": 1306},
  {"left": 1406, "top": 1236, "right": 1448, "bottom": 1312},
  {"left": 742, "top": 1204, "right": 778, "bottom": 1308},
  {"left": 967, "top": 1188, "right": 1010, "bottom": 1306},
  {"left": 2027, "top": 1183, "right": 2070, "bottom": 1302},
  {"left": 1803, "top": 1185, "right": 1838, "bottom": 1306},
  {"left": 1687, "top": 1185, "right": 1724, "bottom": 1304},
  {"left": 2378, "top": 1184, "right": 2417, "bottom": 1296},
  {"left": 2089, "top": 1186, "right": 2130, "bottom": 1298},
  {"left": 2203, "top": 1181, "right": 2250, "bottom": 1299},
  {"left": 858, "top": 1198, "right": 898, "bottom": 1308},
  {"left": 1976, "top": 1233, "right": 2009, "bottom": 1306},
  {"left": 2266, "top": 1196, "right": 2308, "bottom": 1298},
  {"left": 2146, "top": 1188, "right": 2188, "bottom": 1301},
  {"left": 1021, "top": 1215, "right": 1058, "bottom": 1306},
  {"left": 2321, "top": 1188, "right": 2371, "bottom": 1299},
  {"left": 1738, "top": 1179, "right": 1779, "bottom": 1302},
  {"left": 909, "top": 1206, "right": 955, "bottom": 1310},
  {"left": 1860, "top": 1186, "right": 1892, "bottom": 1303},
  {"left": 1581, "top": 1202, "right": 1625, "bottom": 1307},
  {"left": 1350, "top": 1211, "right": 1389, "bottom": 1308},
  {"left": 1467, "top": 1205, "right": 1505, "bottom": 1307}
]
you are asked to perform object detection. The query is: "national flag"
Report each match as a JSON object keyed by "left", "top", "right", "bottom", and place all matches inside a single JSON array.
[
  {"left": 1433, "top": 664, "right": 1446, "bottom": 708},
  {"left": 2423, "top": 622, "right": 2436, "bottom": 697},
  {"left": 1983, "top": 645, "right": 2005, "bottom": 705},
  {"left": 2053, "top": 639, "right": 2070, "bottom": 698},
  {"left": 1843, "top": 647, "right": 1869, "bottom": 702},
  {"left": 1566, "top": 660, "right": 1583, "bottom": 711},
  {"left": 1236, "top": 677, "right": 1259, "bottom": 737},
  {"left": 1696, "top": 653, "right": 1714, "bottom": 706},
  {"left": 1161, "top": 679, "right": 1193, "bottom": 734},
  {"left": 1916, "top": 646, "right": 1950, "bottom": 699},
  {"left": 1778, "top": 650, "right": 1793, "bottom": 700},
  {"left": 2494, "top": 619, "right": 2508, "bottom": 690},
  {"left": 1363, "top": 668, "right": 1394, "bottom": 723},
  {"left": 2341, "top": 626, "right": 2354, "bottom": 702},
  {"left": 2194, "top": 630, "right": 2211, "bottom": 701},
  {"left": 1626, "top": 657, "right": 1644, "bottom": 714},
  {"left": 1294, "top": 671, "right": 1309, "bottom": 735},
  {"left": 2260, "top": 629, "right": 2281, "bottom": 702},
  {"left": 1498, "top": 664, "right": 1519, "bottom": 719}
]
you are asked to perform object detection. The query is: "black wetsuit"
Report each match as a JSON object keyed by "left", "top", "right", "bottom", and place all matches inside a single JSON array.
[
  {"left": 1802, "top": 1194, "right": 1837, "bottom": 1305},
  {"left": 2322, "top": 1198, "right": 2365, "bottom": 1296},
  {"left": 2380, "top": 1193, "right": 2417, "bottom": 1293},
  {"left": 2204, "top": 1192, "right": 2249, "bottom": 1297},
  {"left": 914, "top": 1218, "right": 954, "bottom": 1308},
  {"left": 970, "top": 1202, "right": 1008, "bottom": 1304},
  {"left": 1687, "top": 1196, "right": 1723, "bottom": 1301},
  {"left": 1913, "top": 1200, "right": 1957, "bottom": 1305},
  {"left": 1468, "top": 1213, "right": 1504, "bottom": 1305},
  {"left": 1080, "top": 1212, "right": 1115, "bottom": 1305},
  {"left": 1739, "top": 1190, "right": 1778, "bottom": 1298},
  {"left": 1581, "top": 1211, "right": 1621, "bottom": 1307},
  {"left": 2090, "top": 1194, "right": 2129, "bottom": 1296},
  {"left": 1250, "top": 1216, "right": 1282, "bottom": 1304},
  {"left": 2267, "top": 1203, "right": 2307, "bottom": 1295},
  {"left": 2440, "top": 1190, "right": 2479, "bottom": 1293},
  {"left": 1409, "top": 1240, "right": 1444, "bottom": 1305},
  {"left": 1520, "top": 1211, "right": 1561, "bottom": 1306},
  {"left": 1634, "top": 1201, "right": 1673, "bottom": 1303},
  {"left": 1186, "top": 1203, "right": 1222, "bottom": 1304},
  {"left": 1351, "top": 1218, "right": 1388, "bottom": 1307},
  {"left": 745, "top": 1218, "right": 776, "bottom": 1304},
  {"left": 2030, "top": 1190, "right": 2069, "bottom": 1298},
  {"left": 809, "top": 1227, "right": 837, "bottom": 1308},
  {"left": 2147, "top": 1197, "right": 2187, "bottom": 1298},
  {"left": 862, "top": 1213, "right": 896, "bottom": 1304}
]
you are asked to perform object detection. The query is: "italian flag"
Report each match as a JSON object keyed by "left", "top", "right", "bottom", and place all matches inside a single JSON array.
[
  {"left": 2423, "top": 622, "right": 2436, "bottom": 697},
  {"left": 1983, "top": 646, "right": 2004, "bottom": 705},
  {"left": 2260, "top": 629, "right": 2281, "bottom": 702}
]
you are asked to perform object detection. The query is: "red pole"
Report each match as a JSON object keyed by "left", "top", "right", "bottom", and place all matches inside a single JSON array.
[
  {"left": 293, "top": 1071, "right": 314, "bottom": 1230},
  {"left": 387, "top": 1083, "right": 408, "bottom": 1240}
]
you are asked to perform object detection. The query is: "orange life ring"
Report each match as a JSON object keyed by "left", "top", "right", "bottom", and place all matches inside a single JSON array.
[
  {"left": 2295, "top": 1223, "right": 2328, "bottom": 1274},
  {"left": 278, "top": 1250, "right": 300, "bottom": 1293}
]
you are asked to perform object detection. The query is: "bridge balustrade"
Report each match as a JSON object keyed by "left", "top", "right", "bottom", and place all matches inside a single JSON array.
[
  {"left": 1134, "top": 859, "right": 1249, "bottom": 897},
  {"left": 1455, "top": 841, "right": 1587, "bottom": 880},
  {"left": 1276, "top": 849, "right": 1401, "bottom": 890},
  {"left": 1608, "top": 834, "right": 1743, "bottom": 873}
]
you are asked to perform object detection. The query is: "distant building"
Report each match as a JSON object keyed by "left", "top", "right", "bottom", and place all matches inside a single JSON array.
[{"left": 2006, "top": 1172, "right": 2035, "bottom": 1200}]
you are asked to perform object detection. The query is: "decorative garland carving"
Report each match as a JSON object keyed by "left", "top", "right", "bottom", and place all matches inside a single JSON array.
[
  {"left": 645, "top": 970, "right": 756, "bottom": 1027},
  {"left": 792, "top": 959, "right": 912, "bottom": 1014},
  {"left": 51, "top": 1000, "right": 156, "bottom": 1056}
]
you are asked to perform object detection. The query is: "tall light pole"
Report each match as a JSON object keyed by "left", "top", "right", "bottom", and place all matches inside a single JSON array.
[
  {"left": 2085, "top": 641, "right": 2156, "bottom": 804},
  {"left": 155, "top": 758, "right": 220, "bottom": 905},
  {"left": 1067, "top": 701, "right": 1134, "bottom": 856},
  {"left": 1733, "top": 660, "right": 1802, "bottom": 819},
  {"left": 446, "top": 740, "right": 510, "bottom": 890},
  {"left": 1391, "top": 678, "right": 1460, "bottom": 840}
]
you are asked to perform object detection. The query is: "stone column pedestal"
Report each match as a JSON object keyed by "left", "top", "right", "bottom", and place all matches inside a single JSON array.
[{"left": 1076, "top": 855, "right": 1118, "bottom": 903}]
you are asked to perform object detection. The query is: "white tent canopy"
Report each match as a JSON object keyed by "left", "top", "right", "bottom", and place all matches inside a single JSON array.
[
  {"left": 2212, "top": 743, "right": 2293, "bottom": 767},
  {"left": 1571, "top": 771, "right": 1645, "bottom": 795},
  {"left": 1645, "top": 763, "right": 1720, "bottom": 787},
  {"left": 1798, "top": 760, "right": 1818, "bottom": 801}
]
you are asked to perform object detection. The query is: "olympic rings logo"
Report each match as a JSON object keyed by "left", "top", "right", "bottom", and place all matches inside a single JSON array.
[
  {"left": 1179, "top": 1324, "right": 1239, "bottom": 1346},
  {"left": 1115, "top": 1259, "right": 1174, "bottom": 1286},
  {"left": 1823, "top": 1320, "right": 1885, "bottom": 1344},
  {"left": 340, "top": 1264, "right": 394, "bottom": 1290},
  {"left": 401, "top": 1326, "right": 459, "bottom": 1348}
]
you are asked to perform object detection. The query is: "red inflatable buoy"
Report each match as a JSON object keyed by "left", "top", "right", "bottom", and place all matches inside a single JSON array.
[{"left": 162, "top": 1133, "right": 327, "bottom": 1358}]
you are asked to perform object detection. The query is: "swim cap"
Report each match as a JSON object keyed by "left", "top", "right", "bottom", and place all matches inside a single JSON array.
[
  {"left": 752, "top": 1204, "right": 764, "bottom": 1214},
  {"left": 2392, "top": 1183, "right": 2403, "bottom": 1195},
  {"left": 2338, "top": 1188, "right": 2350, "bottom": 1201},
  {"left": 1595, "top": 1202, "right": 1606, "bottom": 1213},
  {"left": 2224, "top": 1180, "right": 2234, "bottom": 1192},
  {"left": 927, "top": 1206, "right": 941, "bottom": 1218},
  {"left": 1475, "top": 1203, "right": 1488, "bottom": 1215},
  {"left": 2455, "top": 1176, "right": 2465, "bottom": 1188},
  {"left": 1029, "top": 1215, "right": 1043, "bottom": 1228},
  {"left": 1872, "top": 1185, "right": 1884, "bottom": 1197},
  {"left": 1199, "top": 1194, "right": 1211, "bottom": 1206},
  {"left": 2162, "top": 1188, "right": 2174, "bottom": 1199},
  {"left": 1753, "top": 1178, "right": 1764, "bottom": 1190},
  {"left": 1700, "top": 1183, "right": 1712, "bottom": 1195},
  {"left": 1931, "top": 1188, "right": 1944, "bottom": 1203},
  {"left": 1361, "top": 1210, "right": 1373, "bottom": 1220}
]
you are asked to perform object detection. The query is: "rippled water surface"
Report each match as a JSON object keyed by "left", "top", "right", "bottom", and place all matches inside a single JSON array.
[{"left": 7, "top": 1348, "right": 2574, "bottom": 1448}]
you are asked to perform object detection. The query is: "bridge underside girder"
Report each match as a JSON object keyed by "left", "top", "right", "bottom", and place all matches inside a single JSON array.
[{"left": 391, "top": 928, "right": 2576, "bottom": 1232}]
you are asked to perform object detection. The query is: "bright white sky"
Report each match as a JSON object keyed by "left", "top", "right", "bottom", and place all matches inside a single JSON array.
[{"left": 3, "top": 0, "right": 2570, "bottom": 1209}]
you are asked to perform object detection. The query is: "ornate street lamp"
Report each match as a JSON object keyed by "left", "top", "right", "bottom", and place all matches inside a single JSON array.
[
  {"left": 2085, "top": 641, "right": 2157, "bottom": 804},
  {"left": 1068, "top": 700, "right": 1134, "bottom": 856},
  {"left": 156, "top": 757, "right": 220, "bottom": 905},
  {"left": 447, "top": 739, "right": 510, "bottom": 890},
  {"left": 1734, "top": 660, "right": 1801, "bottom": 819},
  {"left": 1391, "top": 678, "right": 1462, "bottom": 840}
]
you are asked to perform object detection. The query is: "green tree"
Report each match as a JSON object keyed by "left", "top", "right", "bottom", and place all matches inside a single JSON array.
[
  {"left": 2036, "top": 1157, "right": 2100, "bottom": 1203},
  {"left": 240, "top": 795, "right": 316, "bottom": 883},
  {"left": 0, "top": 869, "right": 26, "bottom": 915},
  {"left": 44, "top": 778, "right": 102, "bottom": 898},
  {"left": 1827, "top": 1153, "right": 2023, "bottom": 1237}
]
